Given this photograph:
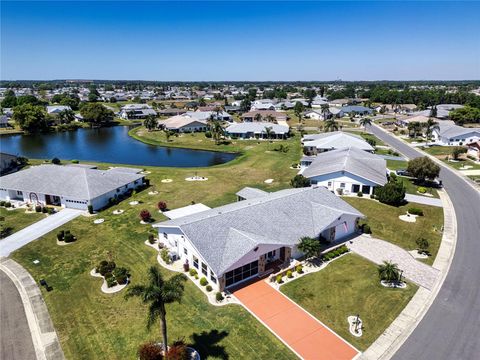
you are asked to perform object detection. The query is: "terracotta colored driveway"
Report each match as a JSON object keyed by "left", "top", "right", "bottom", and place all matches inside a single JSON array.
[{"left": 234, "top": 280, "right": 358, "bottom": 360}]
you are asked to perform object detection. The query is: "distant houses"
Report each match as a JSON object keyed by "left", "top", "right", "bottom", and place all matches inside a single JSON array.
[
  {"left": 0, "top": 165, "right": 146, "bottom": 211},
  {"left": 119, "top": 104, "right": 157, "bottom": 120},
  {"left": 241, "top": 110, "right": 288, "bottom": 123}
]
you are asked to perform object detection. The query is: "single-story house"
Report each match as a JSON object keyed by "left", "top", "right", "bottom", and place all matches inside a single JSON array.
[
  {"left": 411, "top": 104, "right": 464, "bottom": 119},
  {"left": 187, "top": 111, "right": 232, "bottom": 122},
  {"left": 153, "top": 186, "right": 364, "bottom": 291},
  {"left": 251, "top": 99, "right": 276, "bottom": 111},
  {"left": 46, "top": 105, "right": 72, "bottom": 115},
  {"left": 157, "top": 115, "right": 208, "bottom": 133},
  {"left": 431, "top": 122, "right": 480, "bottom": 146},
  {"left": 340, "top": 105, "right": 373, "bottom": 116},
  {"left": 304, "top": 110, "right": 326, "bottom": 120},
  {"left": 0, "top": 153, "right": 20, "bottom": 175},
  {"left": 241, "top": 110, "right": 288, "bottom": 123},
  {"left": 119, "top": 104, "right": 157, "bottom": 120},
  {"left": 302, "top": 131, "right": 374, "bottom": 155},
  {"left": 301, "top": 147, "right": 387, "bottom": 195},
  {"left": 0, "top": 165, "right": 145, "bottom": 211},
  {"left": 467, "top": 141, "right": 480, "bottom": 161},
  {"left": 225, "top": 122, "right": 289, "bottom": 139},
  {"left": 157, "top": 108, "right": 188, "bottom": 117}
]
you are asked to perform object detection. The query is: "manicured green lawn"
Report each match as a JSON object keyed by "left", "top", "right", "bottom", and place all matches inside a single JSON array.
[
  {"left": 386, "top": 159, "right": 408, "bottom": 171},
  {"left": 281, "top": 254, "right": 418, "bottom": 351},
  {"left": 0, "top": 208, "right": 45, "bottom": 239},
  {"left": 343, "top": 198, "right": 443, "bottom": 265},
  {"left": 396, "top": 176, "right": 439, "bottom": 198},
  {"left": 12, "top": 134, "right": 303, "bottom": 360}
]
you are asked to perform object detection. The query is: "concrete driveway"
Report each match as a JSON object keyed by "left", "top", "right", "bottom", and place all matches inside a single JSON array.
[
  {"left": 0, "top": 208, "right": 82, "bottom": 257},
  {"left": 405, "top": 194, "right": 443, "bottom": 207}
]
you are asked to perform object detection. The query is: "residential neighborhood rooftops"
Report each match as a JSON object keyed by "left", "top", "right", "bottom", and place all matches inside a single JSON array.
[
  {"left": 302, "top": 147, "right": 388, "bottom": 186},
  {"left": 302, "top": 131, "right": 374, "bottom": 151},
  {"left": 0, "top": 164, "right": 144, "bottom": 200},
  {"left": 226, "top": 122, "right": 289, "bottom": 135},
  {"left": 436, "top": 122, "right": 480, "bottom": 139},
  {"left": 154, "top": 186, "right": 363, "bottom": 276}
]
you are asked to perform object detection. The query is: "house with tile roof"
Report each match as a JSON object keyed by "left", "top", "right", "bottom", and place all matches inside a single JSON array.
[
  {"left": 0, "top": 165, "right": 145, "bottom": 210},
  {"left": 153, "top": 186, "right": 363, "bottom": 291}
]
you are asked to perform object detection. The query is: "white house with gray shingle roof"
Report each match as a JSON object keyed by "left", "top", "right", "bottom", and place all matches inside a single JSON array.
[
  {"left": 153, "top": 186, "right": 363, "bottom": 291},
  {"left": 300, "top": 147, "right": 387, "bottom": 195},
  {"left": 302, "top": 131, "right": 374, "bottom": 155},
  {"left": 0, "top": 165, "right": 145, "bottom": 210},
  {"left": 431, "top": 122, "right": 480, "bottom": 146}
]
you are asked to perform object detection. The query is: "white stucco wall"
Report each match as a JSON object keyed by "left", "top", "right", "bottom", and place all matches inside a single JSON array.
[{"left": 308, "top": 171, "right": 381, "bottom": 195}]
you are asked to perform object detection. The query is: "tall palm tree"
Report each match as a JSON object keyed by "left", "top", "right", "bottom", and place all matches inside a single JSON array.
[
  {"left": 125, "top": 266, "right": 186, "bottom": 353},
  {"left": 424, "top": 118, "right": 439, "bottom": 145},
  {"left": 320, "top": 103, "right": 330, "bottom": 121},
  {"left": 264, "top": 126, "right": 274, "bottom": 141},
  {"left": 359, "top": 118, "right": 372, "bottom": 131},
  {"left": 208, "top": 115, "right": 224, "bottom": 145},
  {"left": 254, "top": 113, "right": 263, "bottom": 122},
  {"left": 377, "top": 261, "right": 400, "bottom": 283},
  {"left": 324, "top": 119, "right": 339, "bottom": 132}
]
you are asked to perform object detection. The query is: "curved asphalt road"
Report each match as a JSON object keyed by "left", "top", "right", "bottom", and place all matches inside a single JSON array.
[
  {"left": 0, "top": 270, "right": 36, "bottom": 360},
  {"left": 368, "top": 125, "right": 480, "bottom": 360}
]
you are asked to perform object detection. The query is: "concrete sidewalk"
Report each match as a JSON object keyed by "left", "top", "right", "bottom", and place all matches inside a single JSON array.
[
  {"left": 0, "top": 208, "right": 82, "bottom": 257},
  {"left": 405, "top": 194, "right": 442, "bottom": 207},
  {"left": 0, "top": 258, "right": 64, "bottom": 360}
]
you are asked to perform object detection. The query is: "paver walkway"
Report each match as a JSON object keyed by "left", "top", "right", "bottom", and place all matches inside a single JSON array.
[
  {"left": 347, "top": 235, "right": 440, "bottom": 290},
  {"left": 0, "top": 208, "right": 82, "bottom": 256},
  {"left": 405, "top": 194, "right": 442, "bottom": 207},
  {"left": 233, "top": 280, "right": 359, "bottom": 360}
]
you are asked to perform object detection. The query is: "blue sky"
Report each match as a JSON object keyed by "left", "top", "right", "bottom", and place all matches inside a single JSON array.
[{"left": 1, "top": 1, "right": 479, "bottom": 80}]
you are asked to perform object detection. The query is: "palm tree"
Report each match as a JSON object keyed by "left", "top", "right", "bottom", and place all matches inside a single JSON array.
[
  {"left": 377, "top": 261, "right": 400, "bottom": 283},
  {"left": 324, "top": 119, "right": 339, "bottom": 132},
  {"left": 264, "top": 126, "right": 274, "bottom": 141},
  {"left": 163, "top": 129, "right": 174, "bottom": 142},
  {"left": 359, "top": 118, "right": 372, "bottom": 131},
  {"left": 320, "top": 103, "right": 330, "bottom": 121},
  {"left": 265, "top": 114, "right": 276, "bottom": 123},
  {"left": 144, "top": 115, "right": 157, "bottom": 131},
  {"left": 125, "top": 266, "right": 186, "bottom": 353},
  {"left": 424, "top": 118, "right": 439, "bottom": 145},
  {"left": 208, "top": 115, "right": 224, "bottom": 145},
  {"left": 254, "top": 113, "right": 263, "bottom": 122}
]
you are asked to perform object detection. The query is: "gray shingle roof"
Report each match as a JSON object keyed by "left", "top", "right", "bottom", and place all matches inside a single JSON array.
[
  {"left": 302, "top": 131, "right": 374, "bottom": 151},
  {"left": 302, "top": 147, "right": 387, "bottom": 185},
  {"left": 235, "top": 187, "right": 268, "bottom": 200},
  {"left": 437, "top": 122, "right": 480, "bottom": 139},
  {"left": 226, "top": 122, "right": 289, "bottom": 134},
  {"left": 0, "top": 165, "right": 144, "bottom": 200},
  {"left": 154, "top": 186, "right": 363, "bottom": 276}
]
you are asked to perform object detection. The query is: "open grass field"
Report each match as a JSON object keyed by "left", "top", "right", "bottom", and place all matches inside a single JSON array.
[
  {"left": 281, "top": 253, "right": 418, "bottom": 351},
  {"left": 11, "top": 133, "right": 303, "bottom": 360},
  {"left": 0, "top": 208, "right": 45, "bottom": 239},
  {"left": 343, "top": 198, "right": 443, "bottom": 265}
]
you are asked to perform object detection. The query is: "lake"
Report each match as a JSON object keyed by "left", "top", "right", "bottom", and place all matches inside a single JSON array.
[{"left": 0, "top": 126, "right": 238, "bottom": 167}]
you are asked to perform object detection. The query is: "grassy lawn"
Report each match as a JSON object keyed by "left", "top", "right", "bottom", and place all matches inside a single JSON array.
[
  {"left": 344, "top": 198, "right": 443, "bottom": 265},
  {"left": 281, "top": 254, "right": 418, "bottom": 351},
  {"left": 422, "top": 146, "right": 480, "bottom": 170},
  {"left": 386, "top": 159, "right": 408, "bottom": 171},
  {"left": 396, "top": 176, "right": 439, "bottom": 198},
  {"left": 344, "top": 130, "right": 386, "bottom": 146},
  {"left": 0, "top": 208, "right": 46, "bottom": 239},
  {"left": 11, "top": 134, "right": 303, "bottom": 360}
]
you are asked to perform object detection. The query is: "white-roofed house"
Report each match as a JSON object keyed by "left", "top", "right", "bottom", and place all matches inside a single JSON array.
[
  {"left": 158, "top": 115, "right": 208, "bottom": 133},
  {"left": 302, "top": 131, "right": 374, "bottom": 155},
  {"left": 153, "top": 186, "right": 364, "bottom": 291},
  {"left": 300, "top": 147, "right": 387, "bottom": 196},
  {"left": 119, "top": 104, "right": 157, "bottom": 120},
  {"left": 225, "top": 122, "right": 289, "bottom": 139}
]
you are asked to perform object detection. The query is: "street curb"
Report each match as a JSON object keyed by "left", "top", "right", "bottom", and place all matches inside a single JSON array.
[
  {"left": 359, "top": 131, "right": 459, "bottom": 360},
  {"left": 0, "top": 258, "right": 65, "bottom": 360}
]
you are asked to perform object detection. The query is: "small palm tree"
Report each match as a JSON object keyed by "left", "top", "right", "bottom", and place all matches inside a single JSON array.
[
  {"left": 378, "top": 261, "right": 400, "bottom": 283},
  {"left": 265, "top": 114, "right": 276, "bottom": 123},
  {"left": 125, "top": 266, "right": 187, "bottom": 353},
  {"left": 324, "top": 119, "right": 339, "bottom": 132},
  {"left": 424, "top": 118, "right": 439, "bottom": 145},
  {"left": 264, "top": 126, "right": 274, "bottom": 141},
  {"left": 163, "top": 129, "right": 174, "bottom": 142},
  {"left": 321, "top": 103, "right": 330, "bottom": 120},
  {"left": 254, "top": 113, "right": 263, "bottom": 122},
  {"left": 359, "top": 118, "right": 372, "bottom": 131}
]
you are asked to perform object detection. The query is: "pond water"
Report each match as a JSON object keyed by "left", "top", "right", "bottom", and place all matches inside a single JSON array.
[{"left": 0, "top": 126, "right": 237, "bottom": 167}]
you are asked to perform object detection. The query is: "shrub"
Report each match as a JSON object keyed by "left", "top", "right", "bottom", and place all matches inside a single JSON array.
[
  {"left": 157, "top": 201, "right": 167, "bottom": 212},
  {"left": 64, "top": 233, "right": 75, "bottom": 243},
  {"left": 106, "top": 276, "right": 117, "bottom": 288},
  {"left": 370, "top": 194, "right": 375, "bottom": 199},
  {"left": 47, "top": 207, "right": 55, "bottom": 214},
  {"left": 276, "top": 274, "right": 283, "bottom": 284},
  {"left": 362, "top": 224, "right": 372, "bottom": 234},
  {"left": 357, "top": 191, "right": 363, "bottom": 197},
  {"left": 416, "top": 237, "right": 430, "bottom": 253},
  {"left": 71, "top": 159, "right": 79, "bottom": 164},
  {"left": 113, "top": 267, "right": 128, "bottom": 278},
  {"left": 42, "top": 207, "right": 48, "bottom": 213},
  {"left": 290, "top": 174, "right": 310, "bottom": 188},
  {"left": 87, "top": 205, "right": 93, "bottom": 214},
  {"left": 35, "top": 205, "right": 42, "bottom": 212},
  {"left": 296, "top": 264, "right": 303, "bottom": 274},
  {"left": 286, "top": 270, "right": 293, "bottom": 278},
  {"left": 160, "top": 248, "right": 171, "bottom": 264},
  {"left": 194, "top": 274, "right": 199, "bottom": 280},
  {"left": 148, "top": 234, "right": 156, "bottom": 244},
  {"left": 205, "top": 131, "right": 212, "bottom": 138},
  {"left": 137, "top": 341, "right": 163, "bottom": 360},
  {"left": 0, "top": 201, "right": 5, "bottom": 207},
  {"left": 5, "top": 202, "right": 11, "bottom": 208},
  {"left": 374, "top": 179, "right": 406, "bottom": 206},
  {"left": 165, "top": 339, "right": 188, "bottom": 360},
  {"left": 417, "top": 186, "right": 427, "bottom": 194},
  {"left": 98, "top": 261, "right": 116, "bottom": 276},
  {"left": 216, "top": 292, "right": 224, "bottom": 302},
  {"left": 51, "top": 157, "right": 61, "bottom": 165},
  {"left": 336, "top": 188, "right": 344, "bottom": 195},
  {"left": 408, "top": 207, "right": 424, "bottom": 216},
  {"left": 116, "top": 274, "right": 128, "bottom": 285},
  {"left": 57, "top": 231, "right": 64, "bottom": 241},
  {"left": 140, "top": 209, "right": 152, "bottom": 222},
  {"left": 199, "top": 277, "right": 208, "bottom": 286},
  {"left": 206, "top": 285, "right": 212, "bottom": 292},
  {"left": 189, "top": 268, "right": 197, "bottom": 277}
]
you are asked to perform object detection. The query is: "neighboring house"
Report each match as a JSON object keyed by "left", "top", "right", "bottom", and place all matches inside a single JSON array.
[
  {"left": 274, "top": 101, "right": 295, "bottom": 110},
  {"left": 157, "top": 108, "right": 188, "bottom": 117},
  {"left": 0, "top": 115, "right": 11, "bottom": 128},
  {"left": 396, "top": 115, "right": 441, "bottom": 127},
  {"left": 304, "top": 110, "right": 326, "bottom": 120},
  {"left": 46, "top": 105, "right": 72, "bottom": 115},
  {"left": 251, "top": 99, "right": 276, "bottom": 111},
  {"left": 467, "top": 141, "right": 480, "bottom": 161},
  {"left": 431, "top": 122, "right": 480, "bottom": 146},
  {"left": 0, "top": 165, "right": 145, "bottom": 211},
  {"left": 411, "top": 104, "right": 464, "bottom": 119},
  {"left": 0, "top": 153, "right": 20, "bottom": 175},
  {"left": 187, "top": 111, "right": 232, "bottom": 122},
  {"left": 301, "top": 147, "right": 387, "bottom": 195},
  {"left": 153, "top": 186, "right": 364, "bottom": 291},
  {"left": 340, "top": 105, "right": 373, "bottom": 116},
  {"left": 302, "top": 131, "right": 374, "bottom": 155},
  {"left": 225, "top": 122, "right": 289, "bottom": 139},
  {"left": 157, "top": 115, "right": 208, "bottom": 133},
  {"left": 241, "top": 110, "right": 287, "bottom": 123},
  {"left": 119, "top": 104, "right": 157, "bottom": 120}
]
